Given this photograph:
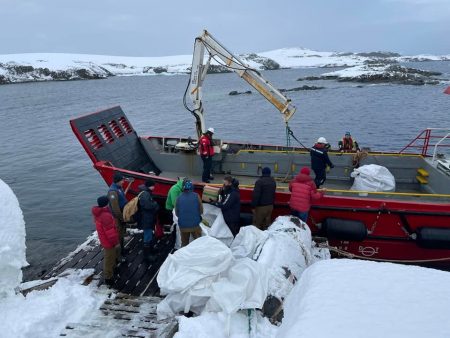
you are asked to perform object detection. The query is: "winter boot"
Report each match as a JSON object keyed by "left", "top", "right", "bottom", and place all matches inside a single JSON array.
[
  {"left": 104, "top": 278, "right": 114, "bottom": 287},
  {"left": 143, "top": 243, "right": 156, "bottom": 264}
]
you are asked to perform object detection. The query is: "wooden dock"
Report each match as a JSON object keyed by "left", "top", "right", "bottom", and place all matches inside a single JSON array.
[
  {"left": 36, "top": 230, "right": 178, "bottom": 337},
  {"left": 43, "top": 231, "right": 175, "bottom": 297}
]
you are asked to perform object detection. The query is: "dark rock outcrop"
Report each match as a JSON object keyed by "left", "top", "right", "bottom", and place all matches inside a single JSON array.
[
  {"left": 297, "top": 75, "right": 338, "bottom": 81},
  {"left": 356, "top": 51, "right": 401, "bottom": 58},
  {"left": 229, "top": 90, "right": 252, "bottom": 95},
  {"left": 280, "top": 85, "right": 324, "bottom": 92}
]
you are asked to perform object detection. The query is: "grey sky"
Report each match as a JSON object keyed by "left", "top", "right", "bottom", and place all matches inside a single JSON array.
[{"left": 1, "top": 0, "right": 449, "bottom": 56}]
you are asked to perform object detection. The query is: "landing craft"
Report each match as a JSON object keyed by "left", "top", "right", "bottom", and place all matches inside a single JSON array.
[{"left": 71, "top": 30, "right": 450, "bottom": 267}]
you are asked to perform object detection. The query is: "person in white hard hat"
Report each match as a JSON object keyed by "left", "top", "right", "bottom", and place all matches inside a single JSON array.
[
  {"left": 199, "top": 127, "right": 215, "bottom": 183},
  {"left": 310, "top": 137, "right": 334, "bottom": 188}
]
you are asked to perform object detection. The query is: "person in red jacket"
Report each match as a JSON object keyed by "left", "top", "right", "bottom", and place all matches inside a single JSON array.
[
  {"left": 92, "top": 195, "right": 120, "bottom": 286},
  {"left": 199, "top": 127, "right": 215, "bottom": 183},
  {"left": 289, "top": 167, "right": 324, "bottom": 223}
]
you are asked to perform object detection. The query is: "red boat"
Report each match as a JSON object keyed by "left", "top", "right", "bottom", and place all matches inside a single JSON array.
[{"left": 71, "top": 31, "right": 450, "bottom": 268}]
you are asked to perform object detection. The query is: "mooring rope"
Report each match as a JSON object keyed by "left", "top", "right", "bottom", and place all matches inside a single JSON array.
[{"left": 320, "top": 244, "right": 450, "bottom": 263}]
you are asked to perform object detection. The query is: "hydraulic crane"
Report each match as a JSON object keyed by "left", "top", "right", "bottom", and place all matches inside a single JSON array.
[{"left": 185, "top": 30, "right": 297, "bottom": 140}]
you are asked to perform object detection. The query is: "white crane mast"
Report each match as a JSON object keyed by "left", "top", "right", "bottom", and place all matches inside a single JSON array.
[{"left": 188, "top": 30, "right": 297, "bottom": 138}]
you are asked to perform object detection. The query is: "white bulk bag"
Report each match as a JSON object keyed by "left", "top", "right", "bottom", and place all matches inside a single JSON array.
[{"left": 351, "top": 164, "right": 396, "bottom": 192}]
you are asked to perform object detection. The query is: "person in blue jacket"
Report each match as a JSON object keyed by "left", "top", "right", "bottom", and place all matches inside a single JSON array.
[
  {"left": 136, "top": 179, "right": 159, "bottom": 263},
  {"left": 310, "top": 137, "right": 334, "bottom": 188},
  {"left": 175, "top": 180, "right": 203, "bottom": 247},
  {"left": 107, "top": 172, "right": 133, "bottom": 253},
  {"left": 213, "top": 176, "right": 241, "bottom": 237}
]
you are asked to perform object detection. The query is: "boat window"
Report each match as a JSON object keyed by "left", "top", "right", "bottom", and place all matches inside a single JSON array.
[
  {"left": 118, "top": 117, "right": 133, "bottom": 134},
  {"left": 97, "top": 124, "right": 114, "bottom": 144},
  {"left": 108, "top": 120, "right": 124, "bottom": 138},
  {"left": 84, "top": 129, "right": 103, "bottom": 150}
]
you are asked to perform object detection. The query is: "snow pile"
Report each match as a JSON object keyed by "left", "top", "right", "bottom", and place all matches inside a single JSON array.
[
  {"left": 278, "top": 259, "right": 450, "bottom": 338},
  {"left": 0, "top": 179, "right": 27, "bottom": 298},
  {"left": 0, "top": 269, "right": 107, "bottom": 338},
  {"left": 351, "top": 164, "right": 396, "bottom": 192}
]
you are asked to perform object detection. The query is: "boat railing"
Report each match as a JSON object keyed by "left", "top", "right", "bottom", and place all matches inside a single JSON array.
[{"left": 399, "top": 128, "right": 450, "bottom": 157}]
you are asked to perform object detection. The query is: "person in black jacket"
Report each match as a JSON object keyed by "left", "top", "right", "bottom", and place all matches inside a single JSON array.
[
  {"left": 310, "top": 137, "right": 334, "bottom": 188},
  {"left": 213, "top": 176, "right": 241, "bottom": 237},
  {"left": 137, "top": 180, "right": 159, "bottom": 263},
  {"left": 251, "top": 167, "right": 276, "bottom": 230}
]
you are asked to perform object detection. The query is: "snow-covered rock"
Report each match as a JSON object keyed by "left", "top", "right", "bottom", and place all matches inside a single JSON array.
[
  {"left": 0, "top": 179, "right": 27, "bottom": 298},
  {"left": 317, "top": 64, "right": 444, "bottom": 85},
  {"left": 0, "top": 47, "right": 449, "bottom": 85},
  {"left": 278, "top": 259, "right": 450, "bottom": 338}
]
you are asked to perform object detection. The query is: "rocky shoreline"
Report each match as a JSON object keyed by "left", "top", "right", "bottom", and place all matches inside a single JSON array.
[
  {"left": 0, "top": 48, "right": 448, "bottom": 85},
  {"left": 297, "top": 63, "right": 446, "bottom": 85}
]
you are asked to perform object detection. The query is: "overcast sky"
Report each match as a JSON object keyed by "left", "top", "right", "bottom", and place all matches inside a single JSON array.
[{"left": 1, "top": 0, "right": 449, "bottom": 56}]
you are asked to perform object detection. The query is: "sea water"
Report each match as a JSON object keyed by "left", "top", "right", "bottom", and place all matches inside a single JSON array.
[{"left": 0, "top": 62, "right": 449, "bottom": 279}]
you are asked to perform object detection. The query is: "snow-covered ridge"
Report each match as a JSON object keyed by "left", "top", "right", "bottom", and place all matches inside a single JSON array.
[{"left": 0, "top": 47, "right": 449, "bottom": 85}]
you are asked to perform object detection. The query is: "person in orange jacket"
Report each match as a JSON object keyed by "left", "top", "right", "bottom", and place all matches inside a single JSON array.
[
  {"left": 289, "top": 167, "right": 324, "bottom": 223},
  {"left": 199, "top": 127, "right": 215, "bottom": 183}
]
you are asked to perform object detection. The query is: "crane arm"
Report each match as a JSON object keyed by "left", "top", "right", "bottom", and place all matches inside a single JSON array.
[{"left": 187, "top": 30, "right": 297, "bottom": 139}]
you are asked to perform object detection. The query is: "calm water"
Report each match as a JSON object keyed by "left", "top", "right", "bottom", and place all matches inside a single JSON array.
[{"left": 0, "top": 63, "right": 449, "bottom": 279}]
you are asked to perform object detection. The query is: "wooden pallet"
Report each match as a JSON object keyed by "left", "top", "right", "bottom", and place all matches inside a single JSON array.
[{"left": 60, "top": 293, "right": 178, "bottom": 337}]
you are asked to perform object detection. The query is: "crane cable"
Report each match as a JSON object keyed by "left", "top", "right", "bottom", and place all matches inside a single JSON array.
[{"left": 286, "top": 123, "right": 309, "bottom": 149}]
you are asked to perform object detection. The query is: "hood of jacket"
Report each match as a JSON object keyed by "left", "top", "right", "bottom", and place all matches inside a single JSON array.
[
  {"left": 175, "top": 179, "right": 184, "bottom": 190},
  {"left": 92, "top": 206, "right": 109, "bottom": 217},
  {"left": 313, "top": 143, "right": 326, "bottom": 149},
  {"left": 295, "top": 173, "right": 313, "bottom": 183},
  {"left": 138, "top": 184, "right": 149, "bottom": 192}
]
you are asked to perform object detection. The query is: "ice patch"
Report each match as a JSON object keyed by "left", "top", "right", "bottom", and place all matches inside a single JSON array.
[{"left": 0, "top": 178, "right": 28, "bottom": 298}]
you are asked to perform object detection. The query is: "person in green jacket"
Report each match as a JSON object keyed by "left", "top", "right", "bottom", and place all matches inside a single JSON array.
[{"left": 165, "top": 178, "right": 186, "bottom": 211}]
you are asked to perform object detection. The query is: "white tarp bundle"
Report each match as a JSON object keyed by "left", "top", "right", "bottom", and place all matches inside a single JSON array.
[
  {"left": 200, "top": 204, "right": 234, "bottom": 247},
  {"left": 158, "top": 215, "right": 331, "bottom": 321},
  {"left": 233, "top": 216, "right": 329, "bottom": 301},
  {"left": 0, "top": 179, "right": 28, "bottom": 298},
  {"left": 350, "top": 164, "right": 396, "bottom": 192},
  {"left": 157, "top": 236, "right": 268, "bottom": 319}
]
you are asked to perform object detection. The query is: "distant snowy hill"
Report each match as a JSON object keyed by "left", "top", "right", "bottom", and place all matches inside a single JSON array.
[{"left": 0, "top": 48, "right": 449, "bottom": 85}]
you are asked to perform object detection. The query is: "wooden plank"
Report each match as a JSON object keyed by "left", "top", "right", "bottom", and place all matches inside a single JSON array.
[
  {"left": 72, "top": 247, "right": 102, "bottom": 270},
  {"left": 44, "top": 248, "right": 89, "bottom": 278},
  {"left": 114, "top": 236, "right": 145, "bottom": 291},
  {"left": 133, "top": 237, "right": 175, "bottom": 296}
]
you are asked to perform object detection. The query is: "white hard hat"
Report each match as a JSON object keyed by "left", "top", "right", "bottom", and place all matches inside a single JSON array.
[
  {"left": 317, "top": 137, "right": 327, "bottom": 144},
  {"left": 207, "top": 127, "right": 215, "bottom": 134}
]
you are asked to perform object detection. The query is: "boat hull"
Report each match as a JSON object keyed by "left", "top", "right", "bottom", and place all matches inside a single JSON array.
[{"left": 71, "top": 106, "right": 450, "bottom": 268}]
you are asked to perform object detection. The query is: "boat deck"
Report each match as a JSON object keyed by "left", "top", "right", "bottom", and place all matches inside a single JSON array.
[{"left": 159, "top": 171, "right": 450, "bottom": 202}]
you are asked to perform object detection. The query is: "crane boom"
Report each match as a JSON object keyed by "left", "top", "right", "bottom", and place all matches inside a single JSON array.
[{"left": 187, "top": 29, "right": 297, "bottom": 138}]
